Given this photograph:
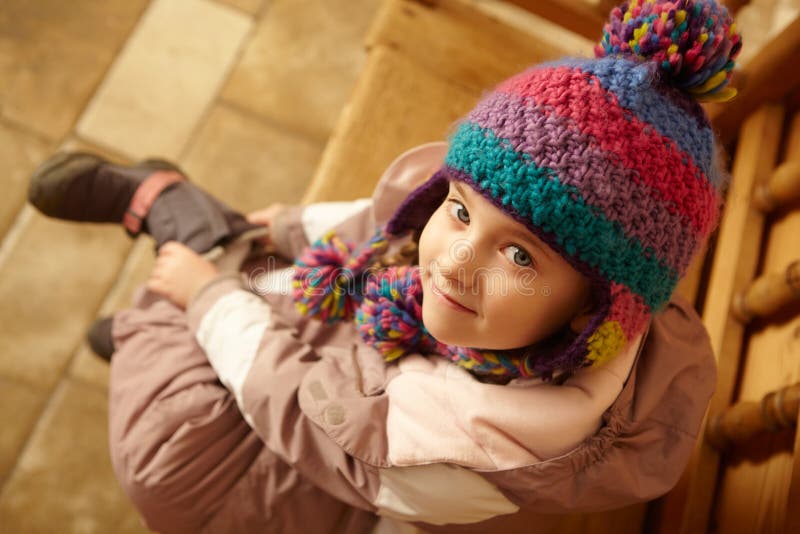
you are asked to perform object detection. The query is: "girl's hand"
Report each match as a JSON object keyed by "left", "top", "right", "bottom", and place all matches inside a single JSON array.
[
  {"left": 246, "top": 202, "right": 287, "bottom": 226},
  {"left": 147, "top": 241, "right": 220, "bottom": 309},
  {"left": 246, "top": 203, "right": 287, "bottom": 247}
]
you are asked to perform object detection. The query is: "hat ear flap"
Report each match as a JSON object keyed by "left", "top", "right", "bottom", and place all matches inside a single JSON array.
[
  {"left": 580, "top": 282, "right": 652, "bottom": 369},
  {"left": 386, "top": 168, "right": 450, "bottom": 236}
]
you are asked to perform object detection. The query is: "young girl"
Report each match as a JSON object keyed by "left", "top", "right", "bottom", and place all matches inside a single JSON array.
[{"left": 29, "top": 0, "right": 740, "bottom": 532}]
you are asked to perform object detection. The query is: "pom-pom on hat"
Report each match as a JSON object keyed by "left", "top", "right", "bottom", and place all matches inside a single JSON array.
[
  {"left": 384, "top": 0, "right": 741, "bottom": 377},
  {"left": 596, "top": 0, "right": 741, "bottom": 102}
]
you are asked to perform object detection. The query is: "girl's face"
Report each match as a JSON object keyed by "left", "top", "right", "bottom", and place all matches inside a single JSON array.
[{"left": 418, "top": 180, "right": 594, "bottom": 350}]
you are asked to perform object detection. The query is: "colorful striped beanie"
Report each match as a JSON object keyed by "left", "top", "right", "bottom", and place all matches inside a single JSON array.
[
  {"left": 381, "top": 0, "right": 741, "bottom": 377},
  {"left": 292, "top": 0, "right": 741, "bottom": 382}
]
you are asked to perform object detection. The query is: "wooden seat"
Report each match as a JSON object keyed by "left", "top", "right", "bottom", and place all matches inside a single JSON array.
[{"left": 303, "top": 0, "right": 577, "bottom": 204}]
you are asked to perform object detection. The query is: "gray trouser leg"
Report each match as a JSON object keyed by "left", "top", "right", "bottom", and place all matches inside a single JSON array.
[{"left": 145, "top": 182, "right": 261, "bottom": 253}]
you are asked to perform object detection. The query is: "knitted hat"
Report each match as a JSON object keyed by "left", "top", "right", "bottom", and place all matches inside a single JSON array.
[{"left": 383, "top": 0, "right": 741, "bottom": 375}]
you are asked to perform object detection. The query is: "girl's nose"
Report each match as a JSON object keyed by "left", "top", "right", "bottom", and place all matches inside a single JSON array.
[{"left": 437, "top": 237, "right": 479, "bottom": 290}]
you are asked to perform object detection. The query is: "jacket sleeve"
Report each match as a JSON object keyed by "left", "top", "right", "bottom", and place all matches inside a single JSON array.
[
  {"left": 186, "top": 195, "right": 384, "bottom": 513},
  {"left": 185, "top": 275, "right": 379, "bottom": 511}
]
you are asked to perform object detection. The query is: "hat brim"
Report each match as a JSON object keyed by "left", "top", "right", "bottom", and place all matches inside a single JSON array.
[{"left": 386, "top": 168, "right": 450, "bottom": 237}]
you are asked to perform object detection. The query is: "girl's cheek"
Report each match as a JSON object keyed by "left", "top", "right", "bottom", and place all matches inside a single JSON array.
[
  {"left": 417, "top": 224, "right": 436, "bottom": 273},
  {"left": 514, "top": 268, "right": 540, "bottom": 297}
]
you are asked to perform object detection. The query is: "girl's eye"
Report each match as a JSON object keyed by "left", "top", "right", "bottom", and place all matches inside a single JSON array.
[
  {"left": 447, "top": 200, "right": 470, "bottom": 224},
  {"left": 503, "top": 245, "right": 533, "bottom": 268}
]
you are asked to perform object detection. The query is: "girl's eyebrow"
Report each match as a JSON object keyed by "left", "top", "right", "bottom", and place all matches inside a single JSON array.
[
  {"left": 451, "top": 181, "right": 469, "bottom": 199},
  {"left": 451, "top": 181, "right": 552, "bottom": 261}
]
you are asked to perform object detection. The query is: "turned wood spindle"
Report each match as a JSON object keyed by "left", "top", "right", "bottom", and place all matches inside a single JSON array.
[
  {"left": 732, "top": 260, "right": 800, "bottom": 322},
  {"left": 707, "top": 383, "right": 800, "bottom": 451},
  {"left": 754, "top": 161, "right": 800, "bottom": 212}
]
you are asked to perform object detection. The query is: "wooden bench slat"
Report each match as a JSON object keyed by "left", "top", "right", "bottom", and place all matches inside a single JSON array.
[
  {"left": 365, "top": 0, "right": 573, "bottom": 91},
  {"left": 504, "top": 0, "right": 607, "bottom": 40}
]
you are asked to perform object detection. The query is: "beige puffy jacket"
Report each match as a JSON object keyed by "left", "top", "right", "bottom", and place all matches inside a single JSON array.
[{"left": 108, "top": 143, "right": 717, "bottom": 533}]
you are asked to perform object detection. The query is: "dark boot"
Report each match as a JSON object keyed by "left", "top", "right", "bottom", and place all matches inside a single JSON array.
[
  {"left": 28, "top": 151, "right": 183, "bottom": 225},
  {"left": 28, "top": 151, "right": 263, "bottom": 254},
  {"left": 87, "top": 316, "right": 114, "bottom": 362}
]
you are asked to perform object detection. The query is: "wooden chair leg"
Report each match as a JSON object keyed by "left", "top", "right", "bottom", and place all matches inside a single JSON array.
[
  {"left": 731, "top": 260, "right": 800, "bottom": 322},
  {"left": 705, "top": 383, "right": 800, "bottom": 451},
  {"left": 754, "top": 161, "right": 800, "bottom": 212}
]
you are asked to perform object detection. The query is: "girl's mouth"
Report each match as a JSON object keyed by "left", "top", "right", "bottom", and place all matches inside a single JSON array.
[{"left": 430, "top": 278, "right": 476, "bottom": 315}]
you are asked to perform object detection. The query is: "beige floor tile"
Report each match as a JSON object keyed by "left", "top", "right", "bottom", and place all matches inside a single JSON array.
[
  {"left": 221, "top": 0, "right": 380, "bottom": 142},
  {"left": 0, "top": 120, "right": 52, "bottom": 238},
  {"left": 0, "top": 208, "right": 132, "bottom": 390},
  {"left": 70, "top": 237, "right": 156, "bottom": 389},
  {"left": 77, "top": 0, "right": 252, "bottom": 161},
  {"left": 0, "top": 379, "right": 151, "bottom": 533},
  {"left": 216, "top": 0, "right": 267, "bottom": 16},
  {"left": 0, "top": 378, "right": 45, "bottom": 487},
  {"left": 20, "top": 137, "right": 138, "bottom": 389},
  {"left": 0, "top": 0, "right": 149, "bottom": 141},
  {"left": 182, "top": 103, "right": 323, "bottom": 212},
  {"left": 60, "top": 135, "right": 138, "bottom": 165}
]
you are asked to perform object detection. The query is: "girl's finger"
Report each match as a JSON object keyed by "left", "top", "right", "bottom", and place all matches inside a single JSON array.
[
  {"left": 159, "top": 241, "right": 181, "bottom": 254},
  {"left": 247, "top": 203, "right": 286, "bottom": 225}
]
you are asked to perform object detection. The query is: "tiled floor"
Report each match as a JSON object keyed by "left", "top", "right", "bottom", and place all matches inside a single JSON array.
[
  {"left": 0, "top": 0, "right": 793, "bottom": 532},
  {"left": 0, "top": 0, "right": 378, "bottom": 531}
]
